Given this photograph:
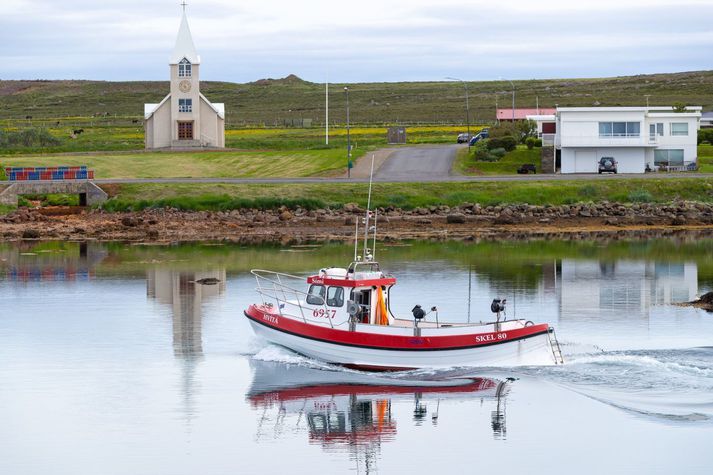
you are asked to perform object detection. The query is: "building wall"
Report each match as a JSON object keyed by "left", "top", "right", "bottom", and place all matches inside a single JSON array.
[
  {"left": 561, "top": 147, "right": 646, "bottom": 173},
  {"left": 150, "top": 99, "right": 173, "bottom": 149},
  {"left": 198, "top": 97, "right": 224, "bottom": 147},
  {"left": 170, "top": 63, "right": 201, "bottom": 141}
]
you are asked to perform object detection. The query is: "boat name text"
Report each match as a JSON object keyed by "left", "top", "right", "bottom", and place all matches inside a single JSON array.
[
  {"left": 262, "top": 313, "right": 279, "bottom": 325},
  {"left": 475, "top": 332, "right": 507, "bottom": 343}
]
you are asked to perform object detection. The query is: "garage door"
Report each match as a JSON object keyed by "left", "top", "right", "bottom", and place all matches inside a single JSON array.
[{"left": 574, "top": 150, "right": 597, "bottom": 173}]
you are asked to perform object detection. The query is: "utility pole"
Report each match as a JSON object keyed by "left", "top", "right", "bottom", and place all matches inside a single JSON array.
[
  {"left": 325, "top": 78, "right": 329, "bottom": 145},
  {"left": 345, "top": 86, "right": 351, "bottom": 178},
  {"left": 446, "top": 77, "right": 470, "bottom": 146}
]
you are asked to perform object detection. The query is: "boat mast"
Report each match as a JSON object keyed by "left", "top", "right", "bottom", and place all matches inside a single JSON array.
[{"left": 363, "top": 155, "right": 375, "bottom": 261}]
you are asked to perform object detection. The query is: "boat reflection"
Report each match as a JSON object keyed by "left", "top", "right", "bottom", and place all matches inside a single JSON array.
[{"left": 247, "top": 361, "right": 512, "bottom": 471}]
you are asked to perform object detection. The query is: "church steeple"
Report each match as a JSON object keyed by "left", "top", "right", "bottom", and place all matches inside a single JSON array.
[{"left": 170, "top": 7, "right": 200, "bottom": 64}]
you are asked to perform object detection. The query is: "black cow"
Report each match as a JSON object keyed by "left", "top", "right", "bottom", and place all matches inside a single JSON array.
[
  {"left": 25, "top": 115, "right": 32, "bottom": 120},
  {"left": 73, "top": 128, "right": 84, "bottom": 135}
]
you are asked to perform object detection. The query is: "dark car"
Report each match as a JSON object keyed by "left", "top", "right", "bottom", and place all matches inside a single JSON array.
[
  {"left": 598, "top": 157, "right": 618, "bottom": 174},
  {"left": 468, "top": 129, "right": 490, "bottom": 146},
  {"left": 517, "top": 164, "right": 537, "bottom": 174}
]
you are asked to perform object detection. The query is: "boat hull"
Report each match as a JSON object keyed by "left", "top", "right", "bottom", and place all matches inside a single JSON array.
[{"left": 245, "top": 305, "right": 558, "bottom": 370}]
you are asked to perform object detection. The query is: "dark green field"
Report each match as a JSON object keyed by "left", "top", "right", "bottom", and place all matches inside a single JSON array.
[{"left": 2, "top": 70, "right": 713, "bottom": 126}]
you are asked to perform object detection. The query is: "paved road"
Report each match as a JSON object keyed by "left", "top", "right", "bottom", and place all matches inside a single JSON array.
[{"left": 373, "top": 145, "right": 459, "bottom": 180}]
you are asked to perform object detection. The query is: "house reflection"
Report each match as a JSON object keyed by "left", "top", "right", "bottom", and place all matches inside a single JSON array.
[
  {"left": 146, "top": 269, "right": 226, "bottom": 356},
  {"left": 556, "top": 259, "right": 698, "bottom": 319}
]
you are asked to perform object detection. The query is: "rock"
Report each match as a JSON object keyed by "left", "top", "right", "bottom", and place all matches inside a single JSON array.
[
  {"left": 146, "top": 229, "right": 159, "bottom": 239},
  {"left": 446, "top": 213, "right": 466, "bottom": 224},
  {"left": 579, "top": 210, "right": 592, "bottom": 217},
  {"left": 195, "top": 277, "right": 221, "bottom": 285},
  {"left": 21, "top": 229, "right": 40, "bottom": 239},
  {"left": 121, "top": 216, "right": 139, "bottom": 227},
  {"left": 344, "top": 216, "right": 356, "bottom": 226},
  {"left": 671, "top": 215, "right": 687, "bottom": 226},
  {"left": 604, "top": 218, "right": 619, "bottom": 226},
  {"left": 279, "top": 210, "right": 293, "bottom": 221},
  {"left": 343, "top": 203, "right": 362, "bottom": 213}
]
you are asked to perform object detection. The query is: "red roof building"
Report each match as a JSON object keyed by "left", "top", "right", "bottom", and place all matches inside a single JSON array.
[{"left": 497, "top": 108, "right": 556, "bottom": 121}]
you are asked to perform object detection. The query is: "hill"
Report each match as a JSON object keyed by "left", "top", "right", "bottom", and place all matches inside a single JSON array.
[{"left": 1, "top": 71, "right": 713, "bottom": 126}]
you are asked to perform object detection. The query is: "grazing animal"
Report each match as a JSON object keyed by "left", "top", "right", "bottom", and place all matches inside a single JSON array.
[
  {"left": 132, "top": 119, "right": 139, "bottom": 124},
  {"left": 25, "top": 115, "right": 32, "bottom": 120},
  {"left": 55, "top": 121, "right": 61, "bottom": 127},
  {"left": 73, "top": 128, "right": 84, "bottom": 135}
]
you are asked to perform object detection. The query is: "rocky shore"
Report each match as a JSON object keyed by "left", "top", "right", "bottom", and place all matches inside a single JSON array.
[{"left": 2, "top": 201, "right": 713, "bottom": 244}]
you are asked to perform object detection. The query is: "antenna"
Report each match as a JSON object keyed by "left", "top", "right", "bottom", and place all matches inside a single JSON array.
[
  {"left": 372, "top": 209, "right": 378, "bottom": 261},
  {"left": 353, "top": 213, "right": 359, "bottom": 261},
  {"left": 362, "top": 154, "right": 375, "bottom": 260}
]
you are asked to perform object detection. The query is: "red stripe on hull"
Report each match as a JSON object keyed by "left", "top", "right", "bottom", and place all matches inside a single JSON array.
[{"left": 245, "top": 304, "right": 550, "bottom": 352}]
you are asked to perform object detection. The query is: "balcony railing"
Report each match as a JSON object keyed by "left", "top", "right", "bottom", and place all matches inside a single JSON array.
[{"left": 558, "top": 135, "right": 656, "bottom": 147}]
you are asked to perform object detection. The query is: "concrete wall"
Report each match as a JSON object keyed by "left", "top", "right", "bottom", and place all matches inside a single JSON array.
[
  {"left": 147, "top": 98, "right": 173, "bottom": 149},
  {"left": 0, "top": 182, "right": 108, "bottom": 206},
  {"left": 198, "top": 97, "right": 224, "bottom": 147}
]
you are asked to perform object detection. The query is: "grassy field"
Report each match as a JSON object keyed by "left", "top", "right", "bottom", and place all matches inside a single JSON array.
[
  {"left": 1, "top": 150, "right": 357, "bottom": 179},
  {"left": 0, "top": 124, "right": 478, "bottom": 156},
  {"left": 100, "top": 178, "right": 713, "bottom": 211},
  {"left": 2, "top": 70, "right": 713, "bottom": 126}
]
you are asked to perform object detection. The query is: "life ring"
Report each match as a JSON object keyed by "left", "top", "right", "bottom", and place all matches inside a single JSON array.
[{"left": 524, "top": 320, "right": 534, "bottom": 327}]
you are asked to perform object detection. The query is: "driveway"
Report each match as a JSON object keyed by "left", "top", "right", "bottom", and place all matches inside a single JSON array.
[{"left": 372, "top": 145, "right": 459, "bottom": 180}]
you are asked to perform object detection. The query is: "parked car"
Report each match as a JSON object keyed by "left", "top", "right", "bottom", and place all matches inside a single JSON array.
[
  {"left": 517, "top": 163, "right": 537, "bottom": 174},
  {"left": 457, "top": 133, "right": 472, "bottom": 143},
  {"left": 598, "top": 156, "right": 618, "bottom": 174},
  {"left": 468, "top": 130, "right": 490, "bottom": 146}
]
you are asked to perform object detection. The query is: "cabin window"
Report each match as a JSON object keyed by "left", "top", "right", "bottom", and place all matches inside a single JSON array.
[
  {"left": 306, "top": 284, "right": 326, "bottom": 305},
  {"left": 178, "top": 58, "right": 192, "bottom": 77},
  {"left": 326, "top": 286, "right": 344, "bottom": 307}
]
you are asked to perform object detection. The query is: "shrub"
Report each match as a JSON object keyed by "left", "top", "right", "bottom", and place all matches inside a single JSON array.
[
  {"left": 698, "top": 129, "right": 713, "bottom": 145},
  {"left": 472, "top": 141, "right": 490, "bottom": 161},
  {"left": 628, "top": 189, "right": 654, "bottom": 203},
  {"left": 490, "top": 147, "right": 507, "bottom": 159},
  {"left": 487, "top": 136, "right": 517, "bottom": 151},
  {"left": 534, "top": 138, "right": 543, "bottom": 147},
  {"left": 525, "top": 137, "right": 537, "bottom": 149}
]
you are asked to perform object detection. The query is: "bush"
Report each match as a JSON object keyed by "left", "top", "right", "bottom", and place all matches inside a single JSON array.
[
  {"left": 490, "top": 147, "right": 507, "bottom": 159},
  {"left": 698, "top": 129, "right": 713, "bottom": 145},
  {"left": 487, "top": 136, "right": 517, "bottom": 151},
  {"left": 0, "top": 128, "right": 61, "bottom": 148},
  {"left": 628, "top": 189, "right": 654, "bottom": 203},
  {"left": 525, "top": 137, "right": 537, "bottom": 149},
  {"left": 534, "top": 138, "right": 543, "bottom": 147}
]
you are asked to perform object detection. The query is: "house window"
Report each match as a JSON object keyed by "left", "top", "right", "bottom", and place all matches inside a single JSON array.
[
  {"left": 598, "top": 122, "right": 640, "bottom": 137},
  {"left": 178, "top": 58, "right": 192, "bottom": 77},
  {"left": 671, "top": 123, "right": 688, "bottom": 136},
  {"left": 657, "top": 123, "right": 664, "bottom": 136},
  {"left": 654, "top": 149, "right": 684, "bottom": 166},
  {"left": 178, "top": 98, "right": 192, "bottom": 113}
]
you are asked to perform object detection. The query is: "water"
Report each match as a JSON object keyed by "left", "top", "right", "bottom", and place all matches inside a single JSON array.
[{"left": 1, "top": 239, "right": 712, "bottom": 474}]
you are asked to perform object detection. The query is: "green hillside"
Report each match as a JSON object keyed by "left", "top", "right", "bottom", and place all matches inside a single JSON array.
[{"left": 2, "top": 70, "right": 713, "bottom": 126}]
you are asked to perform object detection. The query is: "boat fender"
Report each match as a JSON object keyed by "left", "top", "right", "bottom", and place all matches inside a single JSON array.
[
  {"left": 525, "top": 320, "right": 534, "bottom": 327},
  {"left": 412, "top": 305, "right": 425, "bottom": 320}
]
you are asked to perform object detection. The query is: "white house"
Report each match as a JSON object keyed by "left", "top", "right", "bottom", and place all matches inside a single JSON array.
[
  {"left": 144, "top": 9, "right": 225, "bottom": 150},
  {"left": 555, "top": 107, "right": 701, "bottom": 174}
]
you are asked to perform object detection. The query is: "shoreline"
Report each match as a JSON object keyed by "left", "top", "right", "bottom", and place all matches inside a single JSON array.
[{"left": 2, "top": 202, "right": 713, "bottom": 243}]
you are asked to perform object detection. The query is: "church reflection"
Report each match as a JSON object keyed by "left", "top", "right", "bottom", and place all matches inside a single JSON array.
[
  {"left": 146, "top": 267, "right": 225, "bottom": 422},
  {"left": 146, "top": 268, "right": 226, "bottom": 356},
  {"left": 247, "top": 361, "right": 511, "bottom": 473}
]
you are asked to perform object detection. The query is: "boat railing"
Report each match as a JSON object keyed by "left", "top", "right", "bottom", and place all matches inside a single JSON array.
[{"left": 251, "top": 269, "right": 335, "bottom": 329}]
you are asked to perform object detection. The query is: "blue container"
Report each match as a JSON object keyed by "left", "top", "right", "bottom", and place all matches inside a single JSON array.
[
  {"left": 29, "top": 172, "right": 40, "bottom": 180},
  {"left": 52, "top": 172, "right": 63, "bottom": 180},
  {"left": 35, "top": 167, "right": 45, "bottom": 172},
  {"left": 58, "top": 166, "right": 68, "bottom": 171},
  {"left": 80, "top": 165, "right": 88, "bottom": 171},
  {"left": 76, "top": 171, "right": 88, "bottom": 179},
  {"left": 9, "top": 173, "right": 17, "bottom": 181}
]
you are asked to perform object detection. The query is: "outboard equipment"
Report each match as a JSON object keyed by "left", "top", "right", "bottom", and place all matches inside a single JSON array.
[
  {"left": 490, "top": 298, "right": 506, "bottom": 314},
  {"left": 412, "top": 304, "right": 426, "bottom": 326}
]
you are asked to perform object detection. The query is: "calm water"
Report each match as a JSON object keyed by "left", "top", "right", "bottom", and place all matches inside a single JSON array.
[{"left": 1, "top": 239, "right": 712, "bottom": 474}]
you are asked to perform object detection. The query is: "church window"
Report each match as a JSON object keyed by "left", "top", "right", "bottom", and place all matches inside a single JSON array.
[
  {"left": 179, "top": 98, "right": 192, "bottom": 113},
  {"left": 178, "top": 58, "right": 192, "bottom": 77}
]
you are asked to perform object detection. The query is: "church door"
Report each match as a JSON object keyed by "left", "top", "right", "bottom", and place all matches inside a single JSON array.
[{"left": 178, "top": 121, "right": 194, "bottom": 140}]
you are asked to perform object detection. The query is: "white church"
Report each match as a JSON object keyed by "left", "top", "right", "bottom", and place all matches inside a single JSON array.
[{"left": 144, "top": 9, "right": 225, "bottom": 149}]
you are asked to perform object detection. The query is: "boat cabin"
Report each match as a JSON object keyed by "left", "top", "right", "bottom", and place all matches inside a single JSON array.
[{"left": 304, "top": 262, "right": 396, "bottom": 326}]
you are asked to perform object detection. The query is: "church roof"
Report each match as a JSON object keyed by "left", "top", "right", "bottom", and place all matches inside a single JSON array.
[{"left": 170, "top": 11, "right": 200, "bottom": 65}]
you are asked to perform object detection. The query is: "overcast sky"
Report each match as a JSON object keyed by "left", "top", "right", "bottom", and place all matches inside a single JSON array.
[{"left": 2, "top": 0, "right": 712, "bottom": 83}]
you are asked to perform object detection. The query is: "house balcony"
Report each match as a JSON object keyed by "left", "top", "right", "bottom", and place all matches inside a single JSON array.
[{"left": 559, "top": 135, "right": 659, "bottom": 147}]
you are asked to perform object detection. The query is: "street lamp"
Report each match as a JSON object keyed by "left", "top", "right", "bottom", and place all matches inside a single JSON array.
[
  {"left": 500, "top": 77, "right": 515, "bottom": 121},
  {"left": 446, "top": 77, "right": 470, "bottom": 146},
  {"left": 345, "top": 86, "right": 351, "bottom": 178}
]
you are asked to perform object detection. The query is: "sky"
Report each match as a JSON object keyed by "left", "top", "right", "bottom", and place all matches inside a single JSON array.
[{"left": 2, "top": 0, "right": 712, "bottom": 83}]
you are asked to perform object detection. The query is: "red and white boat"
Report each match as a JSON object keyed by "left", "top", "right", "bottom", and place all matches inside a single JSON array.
[
  {"left": 244, "top": 163, "right": 564, "bottom": 371},
  {"left": 245, "top": 261, "right": 564, "bottom": 370}
]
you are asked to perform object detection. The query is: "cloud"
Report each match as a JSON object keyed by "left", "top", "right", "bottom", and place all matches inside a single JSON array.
[{"left": 1, "top": 0, "right": 712, "bottom": 82}]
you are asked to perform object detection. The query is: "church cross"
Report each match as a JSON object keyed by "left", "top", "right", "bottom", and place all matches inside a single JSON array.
[{"left": 181, "top": 1, "right": 187, "bottom": 13}]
